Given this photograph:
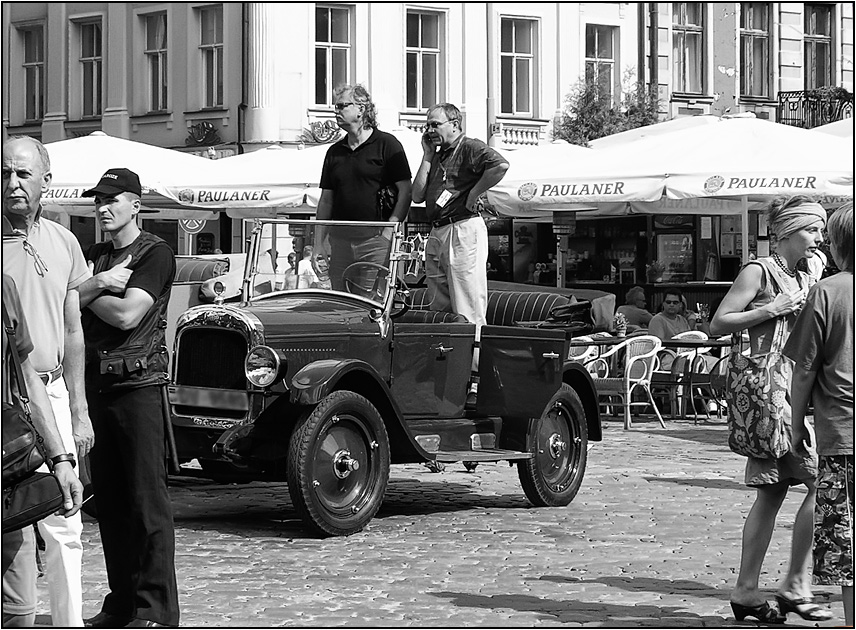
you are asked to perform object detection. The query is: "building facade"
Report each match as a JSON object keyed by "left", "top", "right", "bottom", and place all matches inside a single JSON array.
[{"left": 2, "top": 2, "right": 853, "bottom": 285}]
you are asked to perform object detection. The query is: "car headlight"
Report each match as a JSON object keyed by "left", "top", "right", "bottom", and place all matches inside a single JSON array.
[{"left": 244, "top": 345, "right": 284, "bottom": 387}]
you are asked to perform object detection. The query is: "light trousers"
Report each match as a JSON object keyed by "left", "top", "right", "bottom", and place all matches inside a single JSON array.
[{"left": 36, "top": 378, "right": 84, "bottom": 627}]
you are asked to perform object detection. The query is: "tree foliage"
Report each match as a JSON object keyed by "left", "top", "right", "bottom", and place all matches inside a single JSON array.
[{"left": 553, "top": 74, "right": 660, "bottom": 147}]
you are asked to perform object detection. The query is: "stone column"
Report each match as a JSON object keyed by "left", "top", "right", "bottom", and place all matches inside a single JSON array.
[
  {"left": 245, "top": 3, "right": 280, "bottom": 143},
  {"left": 41, "top": 3, "right": 68, "bottom": 142},
  {"left": 101, "top": 2, "right": 130, "bottom": 138}
]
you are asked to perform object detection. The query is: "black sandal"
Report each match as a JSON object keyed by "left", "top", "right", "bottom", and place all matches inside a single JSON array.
[
  {"left": 730, "top": 600, "right": 786, "bottom": 623},
  {"left": 775, "top": 594, "right": 833, "bottom": 621}
]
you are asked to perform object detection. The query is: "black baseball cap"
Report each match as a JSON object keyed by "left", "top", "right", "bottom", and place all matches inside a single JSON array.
[{"left": 82, "top": 168, "right": 142, "bottom": 198}]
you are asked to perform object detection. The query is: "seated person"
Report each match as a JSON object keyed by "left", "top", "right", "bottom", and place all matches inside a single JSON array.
[{"left": 616, "top": 286, "right": 654, "bottom": 332}]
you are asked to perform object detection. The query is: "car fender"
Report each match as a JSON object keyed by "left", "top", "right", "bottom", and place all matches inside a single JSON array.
[
  {"left": 562, "top": 361, "right": 602, "bottom": 442},
  {"left": 289, "top": 358, "right": 430, "bottom": 463}
]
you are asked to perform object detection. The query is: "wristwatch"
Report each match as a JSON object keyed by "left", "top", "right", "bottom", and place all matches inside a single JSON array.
[{"left": 48, "top": 453, "right": 77, "bottom": 469}]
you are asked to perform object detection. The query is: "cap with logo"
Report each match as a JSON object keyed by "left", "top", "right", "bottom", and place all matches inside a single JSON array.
[{"left": 82, "top": 168, "right": 142, "bottom": 198}]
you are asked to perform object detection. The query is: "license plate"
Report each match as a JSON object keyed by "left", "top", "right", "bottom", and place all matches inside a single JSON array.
[{"left": 168, "top": 386, "right": 248, "bottom": 411}]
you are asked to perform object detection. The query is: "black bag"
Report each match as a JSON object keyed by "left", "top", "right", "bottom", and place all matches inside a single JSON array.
[
  {"left": 1, "top": 303, "right": 64, "bottom": 533},
  {"left": 377, "top": 184, "right": 398, "bottom": 221},
  {"left": 543, "top": 300, "right": 595, "bottom": 334}
]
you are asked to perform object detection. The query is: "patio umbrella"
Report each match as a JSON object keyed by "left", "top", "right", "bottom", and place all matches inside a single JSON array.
[
  {"left": 193, "top": 126, "right": 427, "bottom": 216},
  {"left": 812, "top": 117, "right": 853, "bottom": 142},
  {"left": 43, "top": 132, "right": 218, "bottom": 219}
]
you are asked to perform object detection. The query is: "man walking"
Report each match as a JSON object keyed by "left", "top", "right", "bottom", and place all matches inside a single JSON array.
[
  {"left": 2, "top": 135, "right": 94, "bottom": 627},
  {"left": 411, "top": 103, "right": 509, "bottom": 404},
  {"left": 76, "top": 168, "right": 179, "bottom": 629}
]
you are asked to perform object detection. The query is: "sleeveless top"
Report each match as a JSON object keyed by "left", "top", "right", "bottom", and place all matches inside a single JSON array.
[{"left": 745, "top": 257, "right": 809, "bottom": 357}]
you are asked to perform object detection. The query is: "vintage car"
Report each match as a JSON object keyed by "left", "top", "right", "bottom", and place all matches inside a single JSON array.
[{"left": 168, "top": 219, "right": 602, "bottom": 537}]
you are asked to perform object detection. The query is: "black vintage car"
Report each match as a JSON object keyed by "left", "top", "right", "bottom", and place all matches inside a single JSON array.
[{"left": 168, "top": 219, "right": 601, "bottom": 536}]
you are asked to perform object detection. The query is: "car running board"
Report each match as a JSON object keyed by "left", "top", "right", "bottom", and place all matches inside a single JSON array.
[{"left": 432, "top": 449, "right": 534, "bottom": 462}]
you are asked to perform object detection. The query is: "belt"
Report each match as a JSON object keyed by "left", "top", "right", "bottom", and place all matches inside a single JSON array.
[
  {"left": 432, "top": 213, "right": 477, "bottom": 229},
  {"left": 38, "top": 365, "right": 63, "bottom": 386}
]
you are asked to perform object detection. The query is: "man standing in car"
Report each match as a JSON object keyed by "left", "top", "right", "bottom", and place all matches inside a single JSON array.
[
  {"left": 76, "top": 168, "right": 179, "bottom": 629},
  {"left": 412, "top": 103, "right": 509, "bottom": 405}
]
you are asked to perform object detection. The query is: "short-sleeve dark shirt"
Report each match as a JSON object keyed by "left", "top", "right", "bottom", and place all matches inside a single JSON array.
[
  {"left": 319, "top": 129, "right": 412, "bottom": 221},
  {"left": 424, "top": 135, "right": 508, "bottom": 222}
]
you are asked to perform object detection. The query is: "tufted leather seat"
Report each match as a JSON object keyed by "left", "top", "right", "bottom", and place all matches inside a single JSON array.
[
  {"left": 395, "top": 309, "right": 468, "bottom": 324},
  {"left": 405, "top": 287, "right": 571, "bottom": 326}
]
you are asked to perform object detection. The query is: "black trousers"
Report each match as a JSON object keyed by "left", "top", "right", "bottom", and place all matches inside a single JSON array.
[{"left": 88, "top": 386, "right": 179, "bottom": 626}]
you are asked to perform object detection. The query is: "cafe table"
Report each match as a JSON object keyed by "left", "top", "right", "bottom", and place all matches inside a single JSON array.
[{"left": 659, "top": 337, "right": 732, "bottom": 419}]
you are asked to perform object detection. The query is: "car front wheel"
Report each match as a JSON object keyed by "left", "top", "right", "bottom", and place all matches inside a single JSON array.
[
  {"left": 286, "top": 391, "right": 390, "bottom": 537},
  {"left": 517, "top": 383, "right": 588, "bottom": 507}
]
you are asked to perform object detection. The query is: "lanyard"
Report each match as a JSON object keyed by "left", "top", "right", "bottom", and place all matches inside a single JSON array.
[{"left": 438, "top": 137, "right": 464, "bottom": 184}]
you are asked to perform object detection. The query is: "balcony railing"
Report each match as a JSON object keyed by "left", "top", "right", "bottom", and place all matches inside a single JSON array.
[{"left": 777, "top": 88, "right": 854, "bottom": 129}]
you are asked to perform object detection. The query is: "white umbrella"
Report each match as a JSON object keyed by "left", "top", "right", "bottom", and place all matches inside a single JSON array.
[
  {"left": 189, "top": 127, "right": 427, "bottom": 216},
  {"left": 587, "top": 113, "right": 723, "bottom": 150},
  {"left": 812, "top": 117, "right": 853, "bottom": 142},
  {"left": 43, "top": 132, "right": 218, "bottom": 219}
]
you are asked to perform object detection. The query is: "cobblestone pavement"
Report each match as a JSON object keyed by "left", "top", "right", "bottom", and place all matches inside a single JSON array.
[{"left": 37, "top": 415, "right": 847, "bottom": 627}]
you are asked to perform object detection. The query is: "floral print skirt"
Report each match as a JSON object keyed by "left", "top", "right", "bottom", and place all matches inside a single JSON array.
[{"left": 813, "top": 454, "right": 854, "bottom": 587}]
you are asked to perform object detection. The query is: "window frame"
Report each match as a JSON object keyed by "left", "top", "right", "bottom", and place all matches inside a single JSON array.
[
  {"left": 739, "top": 3, "right": 771, "bottom": 99},
  {"left": 804, "top": 3, "right": 834, "bottom": 89},
  {"left": 198, "top": 5, "right": 224, "bottom": 109},
  {"left": 78, "top": 20, "right": 103, "bottom": 118},
  {"left": 405, "top": 10, "right": 444, "bottom": 111},
  {"left": 584, "top": 23, "right": 617, "bottom": 103},
  {"left": 21, "top": 25, "right": 45, "bottom": 122},
  {"left": 671, "top": 2, "right": 706, "bottom": 95},
  {"left": 314, "top": 5, "right": 352, "bottom": 107},
  {"left": 499, "top": 16, "right": 537, "bottom": 117},
  {"left": 144, "top": 12, "right": 169, "bottom": 113}
]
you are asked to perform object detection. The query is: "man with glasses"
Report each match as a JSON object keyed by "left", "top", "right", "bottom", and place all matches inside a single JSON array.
[
  {"left": 2, "top": 135, "right": 93, "bottom": 626},
  {"left": 412, "top": 103, "right": 509, "bottom": 406},
  {"left": 316, "top": 83, "right": 412, "bottom": 291}
]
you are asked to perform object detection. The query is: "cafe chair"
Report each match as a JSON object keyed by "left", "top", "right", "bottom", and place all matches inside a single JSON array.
[
  {"left": 690, "top": 355, "right": 730, "bottom": 422},
  {"left": 566, "top": 335, "right": 599, "bottom": 366},
  {"left": 586, "top": 335, "right": 665, "bottom": 430},
  {"left": 652, "top": 330, "right": 711, "bottom": 419}
]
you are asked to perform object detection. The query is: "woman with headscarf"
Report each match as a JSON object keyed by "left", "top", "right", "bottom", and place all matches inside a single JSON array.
[{"left": 710, "top": 195, "right": 832, "bottom": 623}]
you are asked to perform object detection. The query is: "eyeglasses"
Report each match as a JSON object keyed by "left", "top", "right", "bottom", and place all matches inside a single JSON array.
[
  {"left": 22, "top": 239, "right": 49, "bottom": 278},
  {"left": 333, "top": 102, "right": 355, "bottom": 111},
  {"left": 425, "top": 119, "right": 458, "bottom": 130},
  {"left": 663, "top": 299, "right": 681, "bottom": 305}
]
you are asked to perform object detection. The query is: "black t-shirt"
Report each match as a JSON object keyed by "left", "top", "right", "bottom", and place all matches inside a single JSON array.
[{"left": 319, "top": 129, "right": 412, "bottom": 221}]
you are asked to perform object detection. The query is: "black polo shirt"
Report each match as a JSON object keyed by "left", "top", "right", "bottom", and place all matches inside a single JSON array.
[{"left": 319, "top": 129, "right": 412, "bottom": 221}]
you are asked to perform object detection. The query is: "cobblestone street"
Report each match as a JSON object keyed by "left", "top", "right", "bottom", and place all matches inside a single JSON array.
[{"left": 38, "top": 416, "right": 846, "bottom": 627}]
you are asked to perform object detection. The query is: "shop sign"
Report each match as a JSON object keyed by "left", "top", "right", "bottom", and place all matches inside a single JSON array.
[{"left": 179, "top": 218, "right": 206, "bottom": 235}]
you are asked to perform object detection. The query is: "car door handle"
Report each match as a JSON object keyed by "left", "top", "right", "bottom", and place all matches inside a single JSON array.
[
  {"left": 433, "top": 344, "right": 454, "bottom": 355},
  {"left": 542, "top": 352, "right": 561, "bottom": 360}
]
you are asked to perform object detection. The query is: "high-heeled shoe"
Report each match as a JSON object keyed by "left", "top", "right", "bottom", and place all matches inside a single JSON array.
[
  {"left": 775, "top": 594, "right": 834, "bottom": 621},
  {"left": 730, "top": 600, "right": 786, "bottom": 623}
]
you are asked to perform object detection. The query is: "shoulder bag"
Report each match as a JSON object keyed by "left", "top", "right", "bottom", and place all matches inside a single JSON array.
[
  {"left": 725, "top": 262, "right": 794, "bottom": 459},
  {"left": 2, "top": 303, "right": 64, "bottom": 534}
]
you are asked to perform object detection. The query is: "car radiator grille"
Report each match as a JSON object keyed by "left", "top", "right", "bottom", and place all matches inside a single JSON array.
[{"left": 175, "top": 328, "right": 248, "bottom": 390}]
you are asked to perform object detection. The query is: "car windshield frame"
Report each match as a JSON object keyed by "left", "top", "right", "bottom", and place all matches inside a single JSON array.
[{"left": 242, "top": 218, "right": 409, "bottom": 309}]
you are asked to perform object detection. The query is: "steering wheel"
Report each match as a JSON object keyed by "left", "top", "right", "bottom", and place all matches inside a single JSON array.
[{"left": 341, "top": 262, "right": 393, "bottom": 300}]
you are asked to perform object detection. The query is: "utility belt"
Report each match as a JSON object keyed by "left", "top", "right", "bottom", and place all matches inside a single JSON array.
[
  {"left": 38, "top": 365, "right": 63, "bottom": 386},
  {"left": 431, "top": 212, "right": 478, "bottom": 229}
]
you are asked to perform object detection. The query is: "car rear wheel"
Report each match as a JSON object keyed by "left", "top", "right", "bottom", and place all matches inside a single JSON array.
[
  {"left": 287, "top": 391, "right": 390, "bottom": 537},
  {"left": 517, "top": 383, "right": 588, "bottom": 507}
]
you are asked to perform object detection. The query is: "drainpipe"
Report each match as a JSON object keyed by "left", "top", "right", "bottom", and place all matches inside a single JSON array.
[
  {"left": 649, "top": 3, "right": 659, "bottom": 94},
  {"left": 486, "top": 4, "right": 498, "bottom": 146}
]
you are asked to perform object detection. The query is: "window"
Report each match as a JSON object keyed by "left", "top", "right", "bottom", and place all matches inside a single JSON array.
[
  {"left": 21, "top": 26, "right": 45, "bottom": 121},
  {"left": 79, "top": 21, "right": 103, "bottom": 117},
  {"left": 199, "top": 6, "right": 223, "bottom": 108},
  {"left": 500, "top": 18, "right": 536, "bottom": 116},
  {"left": 315, "top": 6, "right": 350, "bottom": 106},
  {"left": 585, "top": 24, "right": 616, "bottom": 100},
  {"left": 144, "top": 13, "right": 168, "bottom": 112},
  {"left": 672, "top": 2, "right": 705, "bottom": 94},
  {"left": 804, "top": 4, "right": 833, "bottom": 89},
  {"left": 739, "top": 3, "right": 770, "bottom": 98},
  {"left": 406, "top": 11, "right": 441, "bottom": 110}
]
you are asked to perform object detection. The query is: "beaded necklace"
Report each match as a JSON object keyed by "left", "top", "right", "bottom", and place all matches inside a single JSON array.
[{"left": 772, "top": 252, "right": 797, "bottom": 278}]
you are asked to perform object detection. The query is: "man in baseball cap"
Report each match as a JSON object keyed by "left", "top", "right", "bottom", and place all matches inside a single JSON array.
[
  {"left": 76, "top": 166, "right": 180, "bottom": 628},
  {"left": 81, "top": 167, "right": 142, "bottom": 198}
]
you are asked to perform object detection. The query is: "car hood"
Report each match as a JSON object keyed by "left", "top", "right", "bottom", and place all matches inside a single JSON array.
[{"left": 242, "top": 294, "right": 377, "bottom": 333}]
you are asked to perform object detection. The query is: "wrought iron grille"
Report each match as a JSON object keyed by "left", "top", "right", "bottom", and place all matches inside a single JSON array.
[
  {"left": 777, "top": 89, "right": 854, "bottom": 128},
  {"left": 175, "top": 327, "right": 248, "bottom": 390}
]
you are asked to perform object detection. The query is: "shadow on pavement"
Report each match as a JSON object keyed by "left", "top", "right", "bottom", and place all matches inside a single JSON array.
[
  {"left": 541, "top": 574, "right": 725, "bottom": 599},
  {"left": 636, "top": 426, "right": 729, "bottom": 447},
  {"left": 642, "top": 476, "right": 746, "bottom": 491},
  {"left": 430, "top": 590, "right": 721, "bottom": 624}
]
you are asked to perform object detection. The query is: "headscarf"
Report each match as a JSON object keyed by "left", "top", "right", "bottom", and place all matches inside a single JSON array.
[{"left": 770, "top": 201, "right": 827, "bottom": 239}]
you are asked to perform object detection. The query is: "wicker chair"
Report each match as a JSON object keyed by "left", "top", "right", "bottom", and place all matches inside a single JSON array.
[{"left": 587, "top": 335, "right": 665, "bottom": 430}]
